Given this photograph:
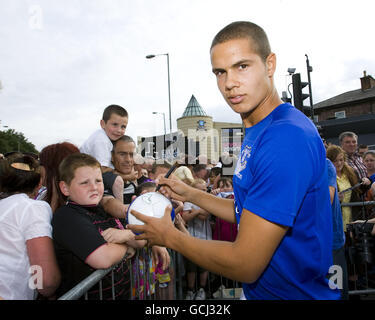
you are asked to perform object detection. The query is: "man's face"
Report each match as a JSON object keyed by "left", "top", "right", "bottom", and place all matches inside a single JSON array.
[
  {"left": 100, "top": 113, "right": 128, "bottom": 141},
  {"left": 196, "top": 168, "right": 208, "bottom": 180},
  {"left": 210, "top": 38, "right": 274, "bottom": 126},
  {"left": 112, "top": 140, "right": 135, "bottom": 175},
  {"left": 60, "top": 166, "right": 104, "bottom": 206},
  {"left": 341, "top": 136, "right": 357, "bottom": 156},
  {"left": 358, "top": 147, "right": 368, "bottom": 158}
]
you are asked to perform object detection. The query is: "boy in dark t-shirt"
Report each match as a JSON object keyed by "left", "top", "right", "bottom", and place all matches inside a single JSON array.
[{"left": 52, "top": 153, "right": 136, "bottom": 299}]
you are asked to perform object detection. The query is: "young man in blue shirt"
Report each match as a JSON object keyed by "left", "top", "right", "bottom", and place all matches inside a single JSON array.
[{"left": 127, "top": 21, "right": 340, "bottom": 300}]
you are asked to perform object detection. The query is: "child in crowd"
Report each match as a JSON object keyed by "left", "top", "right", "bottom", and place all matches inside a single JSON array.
[
  {"left": 211, "top": 177, "right": 234, "bottom": 196},
  {"left": 211, "top": 177, "right": 238, "bottom": 241},
  {"left": 0, "top": 155, "right": 60, "bottom": 299},
  {"left": 182, "top": 178, "right": 212, "bottom": 300},
  {"left": 210, "top": 176, "right": 239, "bottom": 294},
  {"left": 80, "top": 104, "right": 132, "bottom": 203},
  {"left": 52, "top": 153, "right": 138, "bottom": 300},
  {"left": 135, "top": 181, "right": 157, "bottom": 197},
  {"left": 207, "top": 166, "right": 222, "bottom": 193}
]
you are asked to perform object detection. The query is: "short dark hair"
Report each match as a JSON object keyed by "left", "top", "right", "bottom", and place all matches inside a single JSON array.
[
  {"left": 102, "top": 104, "right": 128, "bottom": 122},
  {"left": 192, "top": 164, "right": 207, "bottom": 173},
  {"left": 209, "top": 166, "right": 222, "bottom": 177},
  {"left": 338, "top": 131, "right": 358, "bottom": 144},
  {"left": 210, "top": 21, "right": 271, "bottom": 62},
  {"left": 0, "top": 155, "right": 41, "bottom": 194},
  {"left": 217, "top": 176, "right": 233, "bottom": 189},
  {"left": 151, "top": 162, "right": 172, "bottom": 174},
  {"left": 135, "top": 181, "right": 156, "bottom": 197},
  {"left": 112, "top": 135, "right": 135, "bottom": 153},
  {"left": 59, "top": 153, "right": 101, "bottom": 185}
]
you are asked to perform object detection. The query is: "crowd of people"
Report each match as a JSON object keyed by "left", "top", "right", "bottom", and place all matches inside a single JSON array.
[
  {"left": 323, "top": 131, "right": 375, "bottom": 299},
  {"left": 1, "top": 101, "right": 374, "bottom": 301},
  {"left": 1, "top": 20, "right": 375, "bottom": 301},
  {"left": 0, "top": 103, "right": 241, "bottom": 300}
]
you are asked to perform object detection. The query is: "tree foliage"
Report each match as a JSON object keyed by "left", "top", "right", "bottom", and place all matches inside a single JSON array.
[{"left": 0, "top": 129, "right": 38, "bottom": 155}]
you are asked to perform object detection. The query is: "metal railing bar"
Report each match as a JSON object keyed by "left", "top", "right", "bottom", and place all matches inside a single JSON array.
[{"left": 58, "top": 266, "right": 114, "bottom": 300}]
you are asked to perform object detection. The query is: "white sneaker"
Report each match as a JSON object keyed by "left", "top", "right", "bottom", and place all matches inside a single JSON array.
[
  {"left": 185, "top": 290, "right": 195, "bottom": 300},
  {"left": 194, "top": 288, "right": 206, "bottom": 300}
]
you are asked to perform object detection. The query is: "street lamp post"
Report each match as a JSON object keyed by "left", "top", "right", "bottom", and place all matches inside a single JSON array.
[
  {"left": 146, "top": 53, "right": 172, "bottom": 133},
  {"left": 305, "top": 54, "right": 314, "bottom": 122},
  {"left": 152, "top": 111, "right": 166, "bottom": 135}
]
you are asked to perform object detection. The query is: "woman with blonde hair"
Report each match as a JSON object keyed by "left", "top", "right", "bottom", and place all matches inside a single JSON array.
[{"left": 326, "top": 145, "right": 359, "bottom": 229}]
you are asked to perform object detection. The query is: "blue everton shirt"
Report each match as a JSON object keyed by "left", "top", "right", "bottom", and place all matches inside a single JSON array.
[{"left": 233, "top": 103, "right": 340, "bottom": 300}]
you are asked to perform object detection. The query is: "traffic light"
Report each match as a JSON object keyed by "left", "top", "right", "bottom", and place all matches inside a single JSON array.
[
  {"left": 292, "top": 73, "right": 310, "bottom": 115},
  {"left": 281, "top": 91, "right": 292, "bottom": 103}
]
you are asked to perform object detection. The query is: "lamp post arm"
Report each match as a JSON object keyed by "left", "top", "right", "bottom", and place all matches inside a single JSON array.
[{"left": 166, "top": 53, "right": 172, "bottom": 133}]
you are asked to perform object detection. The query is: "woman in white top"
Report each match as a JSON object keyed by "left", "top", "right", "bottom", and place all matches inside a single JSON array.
[{"left": 0, "top": 155, "right": 60, "bottom": 300}]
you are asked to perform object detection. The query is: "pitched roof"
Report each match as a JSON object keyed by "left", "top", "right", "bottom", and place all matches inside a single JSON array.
[
  {"left": 181, "top": 95, "right": 208, "bottom": 117},
  {"left": 314, "top": 86, "right": 375, "bottom": 109}
]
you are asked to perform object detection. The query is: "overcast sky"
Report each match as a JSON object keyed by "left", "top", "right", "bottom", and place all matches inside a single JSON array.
[{"left": 1, "top": 0, "right": 374, "bottom": 151}]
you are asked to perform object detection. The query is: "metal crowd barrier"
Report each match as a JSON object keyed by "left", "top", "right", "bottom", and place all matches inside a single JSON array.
[
  {"left": 57, "top": 248, "right": 242, "bottom": 300},
  {"left": 341, "top": 201, "right": 375, "bottom": 298},
  {"left": 341, "top": 201, "right": 375, "bottom": 207},
  {"left": 58, "top": 200, "right": 375, "bottom": 300},
  {"left": 58, "top": 266, "right": 115, "bottom": 300},
  {"left": 58, "top": 247, "right": 177, "bottom": 300},
  {"left": 57, "top": 224, "right": 242, "bottom": 300}
]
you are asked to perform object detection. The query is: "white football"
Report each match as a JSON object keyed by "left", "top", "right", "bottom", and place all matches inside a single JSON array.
[{"left": 127, "top": 192, "right": 175, "bottom": 226}]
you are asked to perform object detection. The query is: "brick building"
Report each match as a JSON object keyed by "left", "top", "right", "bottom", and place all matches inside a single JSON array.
[{"left": 314, "top": 71, "right": 375, "bottom": 148}]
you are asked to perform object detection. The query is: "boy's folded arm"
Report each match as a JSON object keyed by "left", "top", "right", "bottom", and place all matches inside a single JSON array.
[
  {"left": 85, "top": 242, "right": 128, "bottom": 269},
  {"left": 126, "top": 238, "right": 147, "bottom": 248},
  {"left": 101, "top": 228, "right": 135, "bottom": 243}
]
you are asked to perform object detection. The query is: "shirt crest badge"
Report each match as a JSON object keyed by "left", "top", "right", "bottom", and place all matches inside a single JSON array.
[{"left": 234, "top": 145, "right": 252, "bottom": 179}]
